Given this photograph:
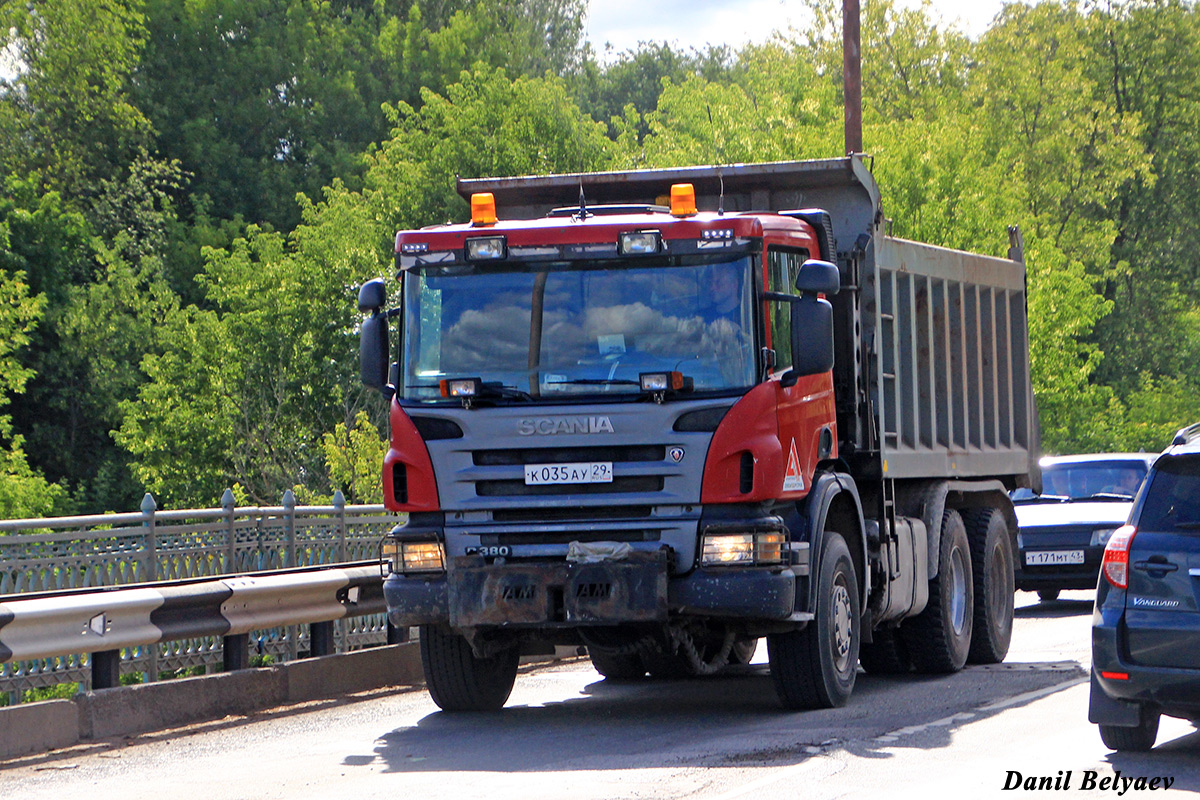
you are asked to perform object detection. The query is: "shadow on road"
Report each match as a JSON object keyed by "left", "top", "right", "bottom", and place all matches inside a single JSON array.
[
  {"left": 1105, "top": 728, "right": 1200, "bottom": 792},
  {"left": 361, "top": 659, "right": 1085, "bottom": 775}
]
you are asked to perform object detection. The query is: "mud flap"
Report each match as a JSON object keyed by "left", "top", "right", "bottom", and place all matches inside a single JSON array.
[{"left": 449, "top": 550, "right": 669, "bottom": 628}]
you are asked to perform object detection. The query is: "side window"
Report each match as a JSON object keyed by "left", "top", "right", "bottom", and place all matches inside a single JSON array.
[{"left": 766, "top": 247, "right": 809, "bottom": 372}]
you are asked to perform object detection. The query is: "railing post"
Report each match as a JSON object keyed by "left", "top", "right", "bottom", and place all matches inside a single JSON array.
[
  {"left": 282, "top": 490, "right": 298, "bottom": 661},
  {"left": 140, "top": 492, "right": 159, "bottom": 683},
  {"left": 222, "top": 488, "right": 237, "bottom": 574},
  {"left": 92, "top": 649, "right": 121, "bottom": 690},
  {"left": 333, "top": 489, "right": 347, "bottom": 563},
  {"left": 283, "top": 489, "right": 297, "bottom": 568},
  {"left": 310, "top": 621, "right": 335, "bottom": 657},
  {"left": 223, "top": 634, "right": 250, "bottom": 671},
  {"left": 141, "top": 492, "right": 158, "bottom": 582}
]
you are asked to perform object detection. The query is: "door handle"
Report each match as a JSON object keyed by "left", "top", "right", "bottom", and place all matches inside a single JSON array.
[{"left": 1133, "top": 560, "right": 1178, "bottom": 573}]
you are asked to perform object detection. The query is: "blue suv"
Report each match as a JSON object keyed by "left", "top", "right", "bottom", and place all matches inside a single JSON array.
[{"left": 1090, "top": 423, "right": 1200, "bottom": 751}]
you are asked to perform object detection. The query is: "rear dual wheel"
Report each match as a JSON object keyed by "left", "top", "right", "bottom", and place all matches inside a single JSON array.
[
  {"left": 902, "top": 509, "right": 973, "bottom": 673},
  {"left": 964, "top": 507, "right": 1014, "bottom": 664}
]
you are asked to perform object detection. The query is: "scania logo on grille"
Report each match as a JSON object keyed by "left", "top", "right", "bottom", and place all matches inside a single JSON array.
[{"left": 517, "top": 416, "right": 615, "bottom": 435}]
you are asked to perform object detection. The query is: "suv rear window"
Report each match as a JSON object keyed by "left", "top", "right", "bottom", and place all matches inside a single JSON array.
[{"left": 1138, "top": 455, "right": 1200, "bottom": 533}]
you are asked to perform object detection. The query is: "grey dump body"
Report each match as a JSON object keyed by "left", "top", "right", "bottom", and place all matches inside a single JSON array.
[{"left": 461, "top": 156, "right": 1037, "bottom": 487}]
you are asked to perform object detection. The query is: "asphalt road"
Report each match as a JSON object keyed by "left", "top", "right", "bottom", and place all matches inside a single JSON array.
[{"left": 4, "top": 590, "right": 1198, "bottom": 799}]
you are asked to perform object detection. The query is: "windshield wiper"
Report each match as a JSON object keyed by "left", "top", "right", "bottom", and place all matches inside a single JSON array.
[
  {"left": 1078, "top": 492, "right": 1134, "bottom": 502},
  {"left": 1014, "top": 494, "right": 1070, "bottom": 505}
]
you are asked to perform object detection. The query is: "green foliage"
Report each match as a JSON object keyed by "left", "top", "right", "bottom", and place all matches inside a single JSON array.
[
  {"left": 3, "top": 0, "right": 1200, "bottom": 517},
  {"left": 322, "top": 411, "right": 388, "bottom": 504},
  {"left": 22, "top": 682, "right": 79, "bottom": 702}
]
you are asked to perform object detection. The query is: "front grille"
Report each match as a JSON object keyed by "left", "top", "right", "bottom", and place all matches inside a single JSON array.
[
  {"left": 492, "top": 529, "right": 660, "bottom": 546},
  {"left": 476, "top": 476, "right": 664, "bottom": 496},
  {"left": 474, "top": 445, "right": 665, "bottom": 466},
  {"left": 492, "top": 506, "right": 653, "bottom": 523}
]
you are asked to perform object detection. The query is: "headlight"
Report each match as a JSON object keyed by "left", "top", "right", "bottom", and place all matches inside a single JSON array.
[
  {"left": 701, "top": 530, "right": 785, "bottom": 566},
  {"left": 1090, "top": 527, "right": 1120, "bottom": 547},
  {"left": 383, "top": 538, "right": 445, "bottom": 574}
]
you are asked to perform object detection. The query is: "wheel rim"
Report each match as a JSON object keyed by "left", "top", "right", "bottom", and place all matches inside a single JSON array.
[
  {"left": 989, "top": 542, "right": 1013, "bottom": 628},
  {"left": 831, "top": 578, "right": 854, "bottom": 673},
  {"left": 949, "top": 546, "right": 968, "bottom": 636}
]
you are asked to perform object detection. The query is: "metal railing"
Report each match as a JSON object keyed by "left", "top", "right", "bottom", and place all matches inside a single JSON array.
[{"left": 0, "top": 490, "right": 402, "bottom": 702}]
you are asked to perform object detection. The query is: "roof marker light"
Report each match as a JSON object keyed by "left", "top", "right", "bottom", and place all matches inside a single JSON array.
[
  {"left": 471, "top": 192, "right": 497, "bottom": 226},
  {"left": 670, "top": 183, "right": 697, "bottom": 217}
]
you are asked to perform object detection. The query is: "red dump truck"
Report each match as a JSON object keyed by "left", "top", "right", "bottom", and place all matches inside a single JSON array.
[{"left": 358, "top": 156, "right": 1038, "bottom": 711}]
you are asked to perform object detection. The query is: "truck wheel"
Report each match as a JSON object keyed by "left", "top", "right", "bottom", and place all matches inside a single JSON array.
[
  {"left": 768, "top": 532, "right": 860, "bottom": 709},
  {"left": 964, "top": 507, "right": 1014, "bottom": 664},
  {"left": 1037, "top": 588, "right": 1060, "bottom": 602},
  {"left": 859, "top": 627, "right": 911, "bottom": 674},
  {"left": 902, "top": 510, "right": 973, "bottom": 673},
  {"left": 419, "top": 625, "right": 519, "bottom": 712},
  {"left": 589, "top": 650, "right": 646, "bottom": 681},
  {"left": 1099, "top": 706, "right": 1160, "bottom": 752}
]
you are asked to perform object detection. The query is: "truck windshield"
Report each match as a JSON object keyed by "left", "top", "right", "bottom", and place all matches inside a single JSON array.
[{"left": 401, "top": 255, "right": 756, "bottom": 401}]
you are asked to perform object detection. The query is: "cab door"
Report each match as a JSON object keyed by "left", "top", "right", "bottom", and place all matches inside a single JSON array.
[{"left": 766, "top": 244, "right": 836, "bottom": 500}]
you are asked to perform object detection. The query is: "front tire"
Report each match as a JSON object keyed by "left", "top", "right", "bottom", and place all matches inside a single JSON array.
[
  {"left": 1099, "top": 706, "right": 1160, "bottom": 752},
  {"left": 768, "top": 532, "right": 860, "bottom": 709},
  {"left": 902, "top": 509, "right": 973, "bottom": 673},
  {"left": 965, "top": 507, "right": 1014, "bottom": 664},
  {"left": 419, "top": 625, "right": 519, "bottom": 712}
]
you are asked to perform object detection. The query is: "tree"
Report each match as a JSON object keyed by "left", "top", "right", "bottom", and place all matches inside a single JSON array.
[
  {"left": 0, "top": 223, "right": 63, "bottom": 518},
  {"left": 0, "top": 0, "right": 152, "bottom": 198},
  {"left": 119, "top": 66, "right": 613, "bottom": 506}
]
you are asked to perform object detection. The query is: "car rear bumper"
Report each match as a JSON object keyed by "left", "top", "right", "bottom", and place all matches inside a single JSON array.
[{"left": 1090, "top": 610, "right": 1200, "bottom": 722}]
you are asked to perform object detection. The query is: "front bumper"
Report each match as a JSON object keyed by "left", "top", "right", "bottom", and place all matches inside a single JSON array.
[{"left": 383, "top": 555, "right": 799, "bottom": 630}]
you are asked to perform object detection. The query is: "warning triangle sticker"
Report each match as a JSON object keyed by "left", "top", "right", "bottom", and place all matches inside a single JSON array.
[{"left": 783, "top": 439, "right": 805, "bottom": 492}]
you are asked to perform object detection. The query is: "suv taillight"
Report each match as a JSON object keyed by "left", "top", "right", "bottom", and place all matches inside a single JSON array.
[{"left": 1102, "top": 524, "right": 1137, "bottom": 588}]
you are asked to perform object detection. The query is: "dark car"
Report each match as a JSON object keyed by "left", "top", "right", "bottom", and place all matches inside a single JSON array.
[
  {"left": 1012, "top": 453, "right": 1156, "bottom": 601},
  {"left": 1090, "top": 423, "right": 1200, "bottom": 751}
]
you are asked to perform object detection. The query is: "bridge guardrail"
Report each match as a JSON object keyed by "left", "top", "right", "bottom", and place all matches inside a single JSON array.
[
  {"left": 0, "top": 490, "right": 403, "bottom": 701},
  {"left": 0, "top": 562, "right": 391, "bottom": 695}
]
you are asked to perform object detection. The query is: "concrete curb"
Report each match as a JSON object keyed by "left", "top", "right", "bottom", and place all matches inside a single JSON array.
[{"left": 1, "top": 642, "right": 424, "bottom": 762}]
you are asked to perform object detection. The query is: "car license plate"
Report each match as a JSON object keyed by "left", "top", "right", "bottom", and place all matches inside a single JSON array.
[
  {"left": 524, "top": 462, "right": 613, "bottom": 485},
  {"left": 1025, "top": 549, "right": 1085, "bottom": 566}
]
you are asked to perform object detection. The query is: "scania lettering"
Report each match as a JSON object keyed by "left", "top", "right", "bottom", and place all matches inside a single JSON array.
[{"left": 359, "top": 157, "right": 1038, "bottom": 712}]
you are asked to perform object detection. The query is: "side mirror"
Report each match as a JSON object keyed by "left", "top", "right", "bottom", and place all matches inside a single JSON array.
[
  {"left": 360, "top": 311, "right": 389, "bottom": 391},
  {"left": 358, "top": 278, "right": 387, "bottom": 313},
  {"left": 787, "top": 295, "right": 835, "bottom": 379},
  {"left": 795, "top": 259, "right": 841, "bottom": 296}
]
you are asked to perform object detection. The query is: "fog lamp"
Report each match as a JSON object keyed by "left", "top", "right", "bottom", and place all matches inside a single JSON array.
[
  {"left": 465, "top": 236, "right": 506, "bottom": 261},
  {"left": 383, "top": 538, "right": 445, "bottom": 574},
  {"left": 440, "top": 377, "right": 482, "bottom": 398},
  {"left": 640, "top": 371, "right": 685, "bottom": 392},
  {"left": 618, "top": 230, "right": 663, "bottom": 255}
]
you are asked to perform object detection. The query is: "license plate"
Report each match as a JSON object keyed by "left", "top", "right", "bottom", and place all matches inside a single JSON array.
[
  {"left": 1026, "top": 549, "right": 1085, "bottom": 566},
  {"left": 524, "top": 462, "right": 613, "bottom": 485}
]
